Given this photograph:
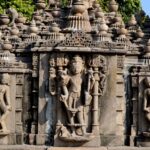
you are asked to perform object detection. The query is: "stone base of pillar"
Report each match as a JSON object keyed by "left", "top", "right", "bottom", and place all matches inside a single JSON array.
[
  {"left": 16, "top": 133, "right": 24, "bottom": 144},
  {"left": 0, "top": 133, "right": 16, "bottom": 144},
  {"left": 136, "top": 134, "right": 150, "bottom": 147},
  {"left": 54, "top": 135, "right": 101, "bottom": 147},
  {"left": 100, "top": 135, "right": 125, "bottom": 146},
  {"left": 36, "top": 134, "right": 47, "bottom": 145}
]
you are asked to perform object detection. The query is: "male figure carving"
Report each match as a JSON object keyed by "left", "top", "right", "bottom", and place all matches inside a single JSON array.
[{"left": 59, "top": 55, "right": 90, "bottom": 136}]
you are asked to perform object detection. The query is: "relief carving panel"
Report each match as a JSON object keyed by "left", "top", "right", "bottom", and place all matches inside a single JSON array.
[{"left": 48, "top": 53, "right": 107, "bottom": 145}]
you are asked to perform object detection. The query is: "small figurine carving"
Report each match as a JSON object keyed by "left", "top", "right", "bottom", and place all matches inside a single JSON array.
[
  {"left": 99, "top": 69, "right": 106, "bottom": 96},
  {"left": 84, "top": 68, "right": 95, "bottom": 106},
  {"left": 6, "top": 7, "right": 19, "bottom": 26},
  {"left": 0, "top": 73, "right": 12, "bottom": 133}
]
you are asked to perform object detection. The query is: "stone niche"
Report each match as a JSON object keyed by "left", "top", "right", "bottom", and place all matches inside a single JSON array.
[
  {"left": 36, "top": 51, "right": 125, "bottom": 147},
  {"left": 128, "top": 66, "right": 150, "bottom": 147}
]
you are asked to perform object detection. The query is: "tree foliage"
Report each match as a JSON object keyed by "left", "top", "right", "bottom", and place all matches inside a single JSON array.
[
  {"left": 98, "top": 0, "right": 141, "bottom": 22},
  {"left": 0, "top": 0, "right": 141, "bottom": 22},
  {"left": 0, "top": 0, "right": 35, "bottom": 20}
]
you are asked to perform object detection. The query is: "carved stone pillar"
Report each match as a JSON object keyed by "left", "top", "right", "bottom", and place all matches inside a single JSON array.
[
  {"left": 36, "top": 53, "right": 49, "bottom": 145},
  {"left": 92, "top": 67, "right": 100, "bottom": 134},
  {"left": 15, "top": 74, "right": 24, "bottom": 144},
  {"left": 129, "top": 67, "right": 139, "bottom": 146},
  {"left": 29, "top": 53, "right": 39, "bottom": 145},
  {"left": 115, "top": 55, "right": 126, "bottom": 143}
]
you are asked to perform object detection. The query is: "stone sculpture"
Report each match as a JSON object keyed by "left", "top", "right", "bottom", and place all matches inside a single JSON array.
[
  {"left": 49, "top": 54, "right": 107, "bottom": 145},
  {"left": 6, "top": 7, "right": 18, "bottom": 26},
  {"left": 0, "top": 0, "right": 148, "bottom": 148},
  {"left": 0, "top": 73, "right": 11, "bottom": 133},
  {"left": 144, "top": 77, "right": 150, "bottom": 131},
  {"left": 58, "top": 55, "right": 89, "bottom": 137}
]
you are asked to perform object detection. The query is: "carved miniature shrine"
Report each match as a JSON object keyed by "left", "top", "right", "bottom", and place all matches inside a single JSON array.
[{"left": 0, "top": 0, "right": 150, "bottom": 148}]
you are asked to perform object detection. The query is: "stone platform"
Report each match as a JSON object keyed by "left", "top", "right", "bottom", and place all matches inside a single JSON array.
[{"left": 0, "top": 146, "right": 150, "bottom": 150}]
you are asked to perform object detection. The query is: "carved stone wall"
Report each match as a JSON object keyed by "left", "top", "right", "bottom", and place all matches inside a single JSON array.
[
  {"left": 128, "top": 67, "right": 150, "bottom": 147},
  {"left": 30, "top": 52, "right": 126, "bottom": 147},
  {"left": 0, "top": 0, "right": 149, "bottom": 148},
  {"left": 0, "top": 69, "right": 32, "bottom": 145}
]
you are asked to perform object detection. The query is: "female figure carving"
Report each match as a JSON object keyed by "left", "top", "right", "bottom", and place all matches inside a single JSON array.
[{"left": 0, "top": 73, "right": 11, "bottom": 133}]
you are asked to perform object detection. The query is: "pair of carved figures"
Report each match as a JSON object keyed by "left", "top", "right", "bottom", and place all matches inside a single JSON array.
[{"left": 49, "top": 54, "right": 106, "bottom": 139}]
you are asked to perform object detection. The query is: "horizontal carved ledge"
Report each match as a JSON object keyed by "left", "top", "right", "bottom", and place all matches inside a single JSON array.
[
  {"left": 0, "top": 69, "right": 32, "bottom": 73},
  {"left": 30, "top": 47, "right": 127, "bottom": 54}
]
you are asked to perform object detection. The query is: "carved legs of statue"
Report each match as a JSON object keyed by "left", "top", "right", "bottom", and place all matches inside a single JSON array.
[
  {"left": 0, "top": 101, "right": 11, "bottom": 133},
  {"left": 0, "top": 110, "right": 10, "bottom": 133},
  {"left": 66, "top": 110, "right": 76, "bottom": 135},
  {"left": 145, "top": 112, "right": 150, "bottom": 131},
  {"left": 66, "top": 105, "right": 86, "bottom": 136},
  {"left": 77, "top": 106, "right": 86, "bottom": 135},
  {"left": 66, "top": 93, "right": 86, "bottom": 136},
  {"left": 68, "top": 93, "right": 79, "bottom": 109}
]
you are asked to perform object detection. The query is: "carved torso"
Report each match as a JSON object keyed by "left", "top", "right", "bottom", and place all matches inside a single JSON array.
[
  {"left": 69, "top": 74, "right": 82, "bottom": 93},
  {"left": 0, "top": 85, "right": 7, "bottom": 100}
]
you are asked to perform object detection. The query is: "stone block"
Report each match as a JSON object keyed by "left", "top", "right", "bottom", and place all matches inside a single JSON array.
[
  {"left": 116, "top": 84, "right": 124, "bottom": 97},
  {"left": 49, "top": 147, "right": 107, "bottom": 150},
  {"left": 115, "top": 125, "right": 124, "bottom": 136},
  {"left": 116, "top": 112, "right": 124, "bottom": 125},
  {"left": 101, "top": 135, "right": 124, "bottom": 146},
  {"left": 36, "top": 134, "right": 47, "bottom": 145},
  {"left": 0, "top": 145, "right": 47, "bottom": 150},
  {"left": 0, "top": 134, "right": 16, "bottom": 145},
  {"left": 108, "top": 147, "right": 139, "bottom": 150},
  {"left": 107, "top": 147, "right": 150, "bottom": 150},
  {"left": 54, "top": 136, "right": 101, "bottom": 147},
  {"left": 116, "top": 97, "right": 124, "bottom": 111}
]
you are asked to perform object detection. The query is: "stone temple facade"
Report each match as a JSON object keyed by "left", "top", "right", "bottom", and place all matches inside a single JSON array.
[{"left": 0, "top": 0, "right": 150, "bottom": 149}]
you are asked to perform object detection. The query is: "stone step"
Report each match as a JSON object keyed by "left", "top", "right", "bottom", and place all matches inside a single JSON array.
[{"left": 0, "top": 146, "right": 150, "bottom": 150}]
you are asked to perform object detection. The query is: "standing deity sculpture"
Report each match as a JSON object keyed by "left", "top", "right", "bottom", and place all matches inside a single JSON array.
[
  {"left": 59, "top": 55, "right": 86, "bottom": 136},
  {"left": 0, "top": 73, "right": 11, "bottom": 133},
  {"left": 58, "top": 55, "right": 94, "bottom": 138}
]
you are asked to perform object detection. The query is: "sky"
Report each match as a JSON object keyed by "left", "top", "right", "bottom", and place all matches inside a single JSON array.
[{"left": 141, "top": 0, "right": 150, "bottom": 16}]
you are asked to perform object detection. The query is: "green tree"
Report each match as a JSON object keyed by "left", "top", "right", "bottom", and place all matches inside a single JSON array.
[
  {"left": 0, "top": 0, "right": 35, "bottom": 20},
  {"left": 98, "top": 0, "right": 141, "bottom": 22},
  {"left": 0, "top": 0, "right": 141, "bottom": 22},
  {"left": 60, "top": 0, "right": 141, "bottom": 22}
]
